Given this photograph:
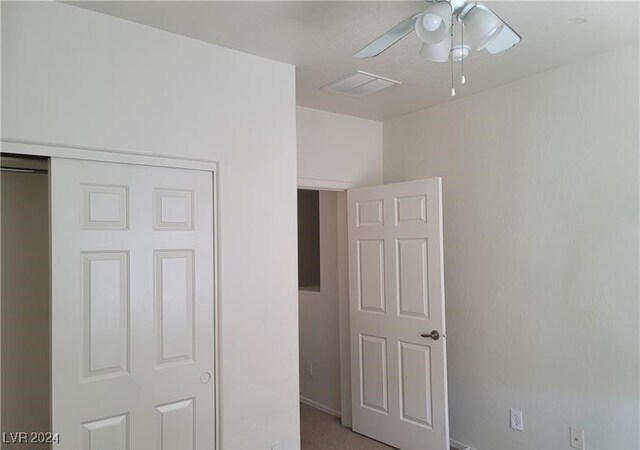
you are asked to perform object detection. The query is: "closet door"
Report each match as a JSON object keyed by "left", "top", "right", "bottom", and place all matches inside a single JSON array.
[{"left": 50, "top": 158, "right": 215, "bottom": 450}]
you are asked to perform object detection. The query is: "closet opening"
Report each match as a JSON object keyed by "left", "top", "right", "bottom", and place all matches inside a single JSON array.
[{"left": 1, "top": 155, "right": 52, "bottom": 444}]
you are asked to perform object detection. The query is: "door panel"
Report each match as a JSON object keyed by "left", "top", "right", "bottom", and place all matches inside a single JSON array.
[
  {"left": 82, "top": 252, "right": 129, "bottom": 378},
  {"left": 359, "top": 334, "right": 389, "bottom": 414},
  {"left": 51, "top": 158, "right": 214, "bottom": 449},
  {"left": 356, "top": 199, "right": 384, "bottom": 227},
  {"left": 348, "top": 178, "right": 448, "bottom": 450},
  {"left": 396, "top": 239, "right": 429, "bottom": 319},
  {"left": 81, "top": 414, "right": 129, "bottom": 450},
  {"left": 398, "top": 341, "right": 432, "bottom": 428},
  {"left": 155, "top": 250, "right": 195, "bottom": 364},
  {"left": 357, "top": 239, "right": 386, "bottom": 313},
  {"left": 156, "top": 399, "right": 195, "bottom": 450},
  {"left": 395, "top": 195, "right": 427, "bottom": 225}
]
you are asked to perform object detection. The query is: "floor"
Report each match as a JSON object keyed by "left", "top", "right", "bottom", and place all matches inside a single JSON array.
[{"left": 300, "top": 403, "right": 395, "bottom": 450}]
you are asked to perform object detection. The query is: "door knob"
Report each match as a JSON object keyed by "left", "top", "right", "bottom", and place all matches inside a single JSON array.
[
  {"left": 200, "top": 372, "right": 212, "bottom": 384},
  {"left": 421, "top": 330, "right": 440, "bottom": 340}
]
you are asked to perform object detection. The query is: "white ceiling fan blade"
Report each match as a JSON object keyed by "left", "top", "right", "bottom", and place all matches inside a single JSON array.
[
  {"left": 476, "top": 4, "right": 522, "bottom": 54},
  {"left": 354, "top": 13, "right": 421, "bottom": 59}
]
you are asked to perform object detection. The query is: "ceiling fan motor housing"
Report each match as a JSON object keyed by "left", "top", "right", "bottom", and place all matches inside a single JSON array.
[{"left": 448, "top": 0, "right": 468, "bottom": 13}]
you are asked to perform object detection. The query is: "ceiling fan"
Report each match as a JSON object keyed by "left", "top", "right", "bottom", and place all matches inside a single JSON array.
[
  {"left": 354, "top": 0, "right": 520, "bottom": 60},
  {"left": 353, "top": 0, "right": 521, "bottom": 94}
]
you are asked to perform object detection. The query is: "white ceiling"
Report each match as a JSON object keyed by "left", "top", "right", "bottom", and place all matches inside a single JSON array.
[{"left": 72, "top": 1, "right": 639, "bottom": 120}]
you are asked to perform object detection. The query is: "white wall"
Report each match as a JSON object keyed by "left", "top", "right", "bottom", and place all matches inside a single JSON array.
[
  {"left": 2, "top": 3, "right": 299, "bottom": 449},
  {"left": 384, "top": 46, "right": 639, "bottom": 450},
  {"left": 298, "top": 191, "right": 342, "bottom": 416},
  {"left": 295, "top": 106, "right": 383, "bottom": 425},
  {"left": 297, "top": 106, "right": 383, "bottom": 189}
]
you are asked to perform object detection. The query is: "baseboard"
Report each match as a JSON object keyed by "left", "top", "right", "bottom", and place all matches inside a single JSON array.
[
  {"left": 450, "top": 438, "right": 477, "bottom": 450},
  {"left": 300, "top": 396, "right": 341, "bottom": 418}
]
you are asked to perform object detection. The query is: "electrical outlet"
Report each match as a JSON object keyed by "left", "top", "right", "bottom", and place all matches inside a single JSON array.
[
  {"left": 306, "top": 361, "right": 313, "bottom": 376},
  {"left": 510, "top": 408, "right": 524, "bottom": 431},
  {"left": 271, "top": 444, "right": 284, "bottom": 450},
  {"left": 570, "top": 427, "right": 585, "bottom": 449}
]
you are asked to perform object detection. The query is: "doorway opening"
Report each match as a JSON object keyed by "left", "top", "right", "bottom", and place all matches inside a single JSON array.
[
  {"left": 1, "top": 155, "right": 52, "bottom": 444},
  {"left": 298, "top": 188, "right": 392, "bottom": 448},
  {"left": 297, "top": 189, "right": 341, "bottom": 417},
  {"left": 297, "top": 179, "right": 449, "bottom": 450}
]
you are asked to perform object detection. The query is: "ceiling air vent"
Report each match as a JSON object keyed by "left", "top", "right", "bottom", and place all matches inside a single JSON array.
[{"left": 321, "top": 71, "right": 401, "bottom": 97}]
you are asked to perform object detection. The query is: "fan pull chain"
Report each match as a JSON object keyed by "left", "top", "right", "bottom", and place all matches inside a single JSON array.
[
  {"left": 450, "top": 25, "right": 456, "bottom": 97},
  {"left": 461, "top": 21, "right": 466, "bottom": 85}
]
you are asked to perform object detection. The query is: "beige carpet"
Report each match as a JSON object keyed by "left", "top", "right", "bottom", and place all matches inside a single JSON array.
[{"left": 300, "top": 403, "right": 396, "bottom": 450}]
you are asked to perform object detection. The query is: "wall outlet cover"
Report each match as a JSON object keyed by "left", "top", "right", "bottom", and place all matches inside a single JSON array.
[
  {"left": 570, "top": 427, "right": 585, "bottom": 449},
  {"left": 510, "top": 408, "right": 524, "bottom": 431}
]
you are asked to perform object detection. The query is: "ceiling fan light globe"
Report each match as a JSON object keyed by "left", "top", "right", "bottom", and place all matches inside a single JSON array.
[
  {"left": 422, "top": 13, "right": 443, "bottom": 32},
  {"left": 420, "top": 40, "right": 451, "bottom": 63},
  {"left": 477, "top": 23, "right": 504, "bottom": 49},
  {"left": 463, "top": 4, "right": 505, "bottom": 50},
  {"left": 415, "top": 2, "right": 453, "bottom": 44}
]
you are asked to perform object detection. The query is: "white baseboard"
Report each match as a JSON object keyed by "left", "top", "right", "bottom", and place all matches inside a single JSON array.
[
  {"left": 450, "top": 438, "right": 477, "bottom": 450},
  {"left": 300, "top": 396, "right": 341, "bottom": 418}
]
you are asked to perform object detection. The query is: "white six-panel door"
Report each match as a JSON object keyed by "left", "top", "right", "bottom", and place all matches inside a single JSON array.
[
  {"left": 348, "top": 178, "right": 449, "bottom": 450},
  {"left": 51, "top": 158, "right": 215, "bottom": 450}
]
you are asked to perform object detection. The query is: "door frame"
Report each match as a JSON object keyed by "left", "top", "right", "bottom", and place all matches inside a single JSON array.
[
  {"left": 1, "top": 139, "right": 220, "bottom": 450},
  {"left": 297, "top": 177, "right": 353, "bottom": 428}
]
